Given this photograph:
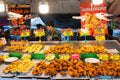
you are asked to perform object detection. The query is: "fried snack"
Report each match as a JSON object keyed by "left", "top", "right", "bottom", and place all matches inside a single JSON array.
[
  {"left": 96, "top": 61, "right": 120, "bottom": 77},
  {"left": 43, "top": 59, "right": 69, "bottom": 77},
  {"left": 85, "top": 63, "right": 98, "bottom": 77},
  {"left": 32, "top": 61, "right": 47, "bottom": 75},
  {"left": 32, "top": 66, "right": 43, "bottom": 75},
  {"left": 0, "top": 58, "right": 3, "bottom": 64},
  {"left": 44, "top": 45, "right": 75, "bottom": 54},
  {"left": 44, "top": 67, "right": 57, "bottom": 77},
  {"left": 36, "top": 61, "right": 47, "bottom": 69},
  {"left": 24, "top": 44, "right": 43, "bottom": 53},
  {"left": 76, "top": 45, "right": 106, "bottom": 54},
  {"left": 32, "top": 59, "right": 120, "bottom": 77},
  {"left": 68, "top": 59, "right": 85, "bottom": 77},
  {"left": 60, "top": 71, "right": 67, "bottom": 76},
  {"left": 8, "top": 41, "right": 28, "bottom": 51},
  {"left": 3, "top": 60, "right": 34, "bottom": 74},
  {"left": 82, "top": 61, "right": 120, "bottom": 77}
]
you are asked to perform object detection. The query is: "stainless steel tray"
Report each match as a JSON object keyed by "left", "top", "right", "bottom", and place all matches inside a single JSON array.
[
  {"left": 17, "top": 69, "right": 50, "bottom": 79},
  {"left": 0, "top": 63, "right": 15, "bottom": 78},
  {"left": 17, "top": 60, "right": 50, "bottom": 79},
  {"left": 52, "top": 73, "right": 89, "bottom": 80},
  {"left": 29, "top": 40, "right": 120, "bottom": 52}
]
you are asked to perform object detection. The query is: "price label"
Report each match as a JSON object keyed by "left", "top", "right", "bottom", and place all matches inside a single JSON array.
[
  {"left": 95, "top": 36, "right": 105, "bottom": 41},
  {"left": 34, "top": 30, "right": 45, "bottom": 37},
  {"left": 79, "top": 28, "right": 91, "bottom": 36},
  {"left": 80, "top": 32, "right": 90, "bottom": 36},
  {"left": 21, "top": 31, "right": 30, "bottom": 37},
  {"left": 70, "top": 54, "right": 80, "bottom": 60},
  {"left": 94, "top": 28, "right": 106, "bottom": 41},
  {"left": 62, "top": 29, "right": 73, "bottom": 36}
]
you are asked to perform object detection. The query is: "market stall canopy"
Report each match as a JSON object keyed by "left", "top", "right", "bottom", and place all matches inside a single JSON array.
[{"left": 31, "top": 17, "right": 45, "bottom": 26}]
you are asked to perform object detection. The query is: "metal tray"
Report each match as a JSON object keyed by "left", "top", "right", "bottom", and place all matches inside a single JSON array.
[
  {"left": 17, "top": 60, "right": 50, "bottom": 79},
  {"left": 16, "top": 67, "right": 50, "bottom": 79},
  {"left": 0, "top": 63, "right": 15, "bottom": 78},
  {"left": 52, "top": 73, "right": 89, "bottom": 80}
]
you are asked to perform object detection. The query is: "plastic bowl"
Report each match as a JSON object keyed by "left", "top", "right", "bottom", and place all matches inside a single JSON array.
[
  {"left": 81, "top": 53, "right": 98, "bottom": 60},
  {"left": 31, "top": 53, "right": 45, "bottom": 59},
  {"left": 9, "top": 52, "right": 22, "bottom": 59}
]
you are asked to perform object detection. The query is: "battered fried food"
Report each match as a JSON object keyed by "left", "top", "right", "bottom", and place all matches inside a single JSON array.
[
  {"left": 44, "top": 45, "right": 75, "bottom": 54},
  {"left": 60, "top": 71, "right": 67, "bottom": 76},
  {"left": 68, "top": 59, "right": 85, "bottom": 77},
  {"left": 32, "top": 61, "right": 47, "bottom": 75},
  {"left": 32, "top": 59, "right": 120, "bottom": 77},
  {"left": 0, "top": 58, "right": 3, "bottom": 64},
  {"left": 3, "top": 61, "right": 34, "bottom": 74}
]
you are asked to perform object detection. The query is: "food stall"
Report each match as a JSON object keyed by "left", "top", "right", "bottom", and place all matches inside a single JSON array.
[
  {"left": 0, "top": 0, "right": 120, "bottom": 79},
  {"left": 0, "top": 40, "right": 120, "bottom": 80}
]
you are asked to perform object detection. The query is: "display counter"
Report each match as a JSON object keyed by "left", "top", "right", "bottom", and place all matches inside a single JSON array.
[
  {"left": 0, "top": 40, "right": 120, "bottom": 80},
  {"left": 29, "top": 40, "right": 120, "bottom": 51}
]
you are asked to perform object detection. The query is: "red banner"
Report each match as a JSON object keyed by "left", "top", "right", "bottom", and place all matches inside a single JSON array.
[
  {"left": 9, "top": 4, "right": 31, "bottom": 27},
  {"left": 80, "top": 0, "right": 108, "bottom": 40}
]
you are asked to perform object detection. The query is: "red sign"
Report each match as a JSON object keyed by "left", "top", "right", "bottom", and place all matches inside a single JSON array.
[
  {"left": 9, "top": 4, "right": 31, "bottom": 27},
  {"left": 80, "top": 0, "right": 108, "bottom": 38},
  {"left": 9, "top": 4, "right": 30, "bottom": 14},
  {"left": 70, "top": 54, "right": 80, "bottom": 60}
]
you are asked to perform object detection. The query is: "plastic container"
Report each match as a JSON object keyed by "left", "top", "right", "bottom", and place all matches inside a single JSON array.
[
  {"left": 81, "top": 53, "right": 98, "bottom": 60},
  {"left": 31, "top": 53, "right": 45, "bottom": 59},
  {"left": 70, "top": 54, "right": 80, "bottom": 60},
  {"left": 9, "top": 52, "right": 22, "bottom": 59},
  {"left": 54, "top": 53, "right": 60, "bottom": 59},
  {"left": 85, "top": 58, "right": 100, "bottom": 63}
]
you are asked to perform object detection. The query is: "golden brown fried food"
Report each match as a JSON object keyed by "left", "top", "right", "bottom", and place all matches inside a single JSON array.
[
  {"left": 4, "top": 61, "right": 33, "bottom": 74},
  {"left": 117, "top": 72, "right": 120, "bottom": 77},
  {"left": 68, "top": 70, "right": 74, "bottom": 77},
  {"left": 32, "top": 67, "right": 43, "bottom": 75},
  {"left": 32, "top": 61, "right": 48, "bottom": 75},
  {"left": 44, "top": 45, "right": 75, "bottom": 54},
  {"left": 60, "top": 71, "right": 67, "bottom": 76},
  {"left": 43, "top": 59, "right": 70, "bottom": 77},
  {"left": 36, "top": 61, "right": 47, "bottom": 69},
  {"left": 33, "top": 59, "right": 120, "bottom": 77},
  {"left": 68, "top": 60, "right": 85, "bottom": 77},
  {"left": 0, "top": 58, "right": 3, "bottom": 64},
  {"left": 73, "top": 70, "right": 79, "bottom": 77},
  {"left": 77, "top": 45, "right": 106, "bottom": 54}
]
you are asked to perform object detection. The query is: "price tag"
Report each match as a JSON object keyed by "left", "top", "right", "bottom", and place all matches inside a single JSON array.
[
  {"left": 70, "top": 54, "right": 80, "bottom": 60},
  {"left": 95, "top": 36, "right": 105, "bottom": 41},
  {"left": 21, "top": 31, "right": 30, "bottom": 37},
  {"left": 34, "top": 30, "right": 45, "bottom": 37},
  {"left": 94, "top": 28, "right": 106, "bottom": 41},
  {"left": 79, "top": 28, "right": 91, "bottom": 36},
  {"left": 62, "top": 29, "right": 73, "bottom": 36}
]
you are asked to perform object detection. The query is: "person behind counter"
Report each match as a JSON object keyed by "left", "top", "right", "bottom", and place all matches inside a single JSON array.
[
  {"left": 46, "top": 22, "right": 61, "bottom": 41},
  {"left": 0, "top": 26, "right": 5, "bottom": 38},
  {"left": 0, "top": 26, "right": 11, "bottom": 43},
  {"left": 35, "top": 24, "right": 46, "bottom": 41}
]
